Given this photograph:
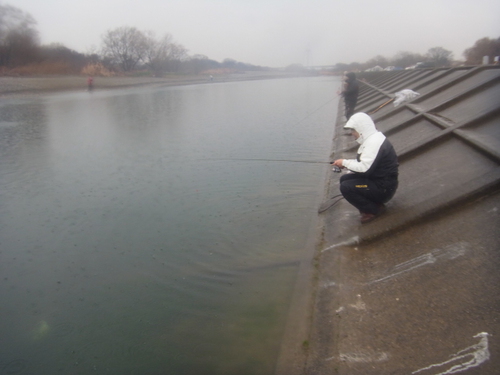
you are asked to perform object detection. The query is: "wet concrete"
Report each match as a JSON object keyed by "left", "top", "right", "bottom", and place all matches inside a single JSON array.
[
  {"left": 289, "top": 66, "right": 500, "bottom": 375},
  {"left": 309, "top": 190, "right": 499, "bottom": 374}
]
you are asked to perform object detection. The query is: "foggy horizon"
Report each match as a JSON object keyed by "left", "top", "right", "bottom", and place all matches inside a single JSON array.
[{"left": 9, "top": 0, "right": 500, "bottom": 68}]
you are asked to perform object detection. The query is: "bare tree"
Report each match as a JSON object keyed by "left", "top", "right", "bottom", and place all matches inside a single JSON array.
[
  {"left": 390, "top": 51, "right": 425, "bottom": 69},
  {"left": 101, "top": 26, "right": 147, "bottom": 71},
  {"left": 0, "top": 3, "right": 39, "bottom": 67},
  {"left": 165, "top": 42, "right": 188, "bottom": 72},
  {"left": 184, "top": 54, "right": 221, "bottom": 74},
  {"left": 222, "top": 58, "right": 237, "bottom": 69},
  {"left": 143, "top": 32, "right": 188, "bottom": 75},
  {"left": 40, "top": 43, "right": 87, "bottom": 72},
  {"left": 426, "top": 47, "right": 453, "bottom": 66},
  {"left": 463, "top": 37, "right": 500, "bottom": 65},
  {"left": 143, "top": 32, "right": 172, "bottom": 76}
]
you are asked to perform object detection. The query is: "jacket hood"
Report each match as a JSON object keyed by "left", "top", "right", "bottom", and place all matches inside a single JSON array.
[{"left": 343, "top": 112, "right": 378, "bottom": 144}]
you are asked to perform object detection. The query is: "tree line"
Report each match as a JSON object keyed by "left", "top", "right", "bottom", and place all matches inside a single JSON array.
[
  {"left": 1, "top": 3, "right": 499, "bottom": 76},
  {"left": 0, "top": 3, "right": 265, "bottom": 76},
  {"left": 334, "top": 39, "right": 500, "bottom": 73}
]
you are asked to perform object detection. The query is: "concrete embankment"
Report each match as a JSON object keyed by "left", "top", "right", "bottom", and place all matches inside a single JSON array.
[{"left": 279, "top": 65, "right": 500, "bottom": 375}]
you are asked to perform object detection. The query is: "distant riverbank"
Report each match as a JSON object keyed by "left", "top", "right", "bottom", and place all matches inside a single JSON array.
[{"left": 0, "top": 71, "right": 306, "bottom": 98}]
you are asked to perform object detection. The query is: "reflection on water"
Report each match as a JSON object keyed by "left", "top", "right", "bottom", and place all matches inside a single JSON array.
[{"left": 0, "top": 77, "right": 338, "bottom": 374}]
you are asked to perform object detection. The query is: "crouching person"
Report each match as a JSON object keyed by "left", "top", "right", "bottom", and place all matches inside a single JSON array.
[{"left": 332, "top": 112, "right": 399, "bottom": 224}]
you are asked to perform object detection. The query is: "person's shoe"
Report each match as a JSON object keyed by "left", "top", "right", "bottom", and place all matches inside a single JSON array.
[
  {"left": 360, "top": 212, "right": 376, "bottom": 224},
  {"left": 378, "top": 204, "right": 386, "bottom": 215},
  {"left": 360, "top": 205, "right": 386, "bottom": 224}
]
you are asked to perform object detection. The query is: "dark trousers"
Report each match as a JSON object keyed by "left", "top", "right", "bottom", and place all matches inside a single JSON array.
[
  {"left": 345, "top": 99, "right": 357, "bottom": 120},
  {"left": 340, "top": 174, "right": 397, "bottom": 215}
]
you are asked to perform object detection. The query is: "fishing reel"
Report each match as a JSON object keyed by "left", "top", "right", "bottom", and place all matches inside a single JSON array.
[{"left": 330, "top": 162, "right": 342, "bottom": 173}]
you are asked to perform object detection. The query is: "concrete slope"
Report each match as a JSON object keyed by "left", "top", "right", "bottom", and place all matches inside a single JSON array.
[{"left": 307, "top": 66, "right": 500, "bottom": 374}]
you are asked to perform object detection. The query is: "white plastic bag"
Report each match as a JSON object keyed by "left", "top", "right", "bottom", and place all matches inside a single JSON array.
[{"left": 393, "top": 89, "right": 420, "bottom": 107}]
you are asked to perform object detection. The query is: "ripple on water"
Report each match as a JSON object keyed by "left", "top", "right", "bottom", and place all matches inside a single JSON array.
[
  {"left": 0, "top": 77, "right": 338, "bottom": 374},
  {"left": 50, "top": 321, "right": 78, "bottom": 338},
  {"left": 1, "top": 359, "right": 29, "bottom": 375}
]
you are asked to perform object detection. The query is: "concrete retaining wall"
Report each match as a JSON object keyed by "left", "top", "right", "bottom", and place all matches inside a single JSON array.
[{"left": 304, "top": 66, "right": 500, "bottom": 374}]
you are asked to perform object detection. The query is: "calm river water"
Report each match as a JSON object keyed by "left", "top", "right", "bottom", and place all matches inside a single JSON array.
[{"left": 0, "top": 76, "right": 339, "bottom": 374}]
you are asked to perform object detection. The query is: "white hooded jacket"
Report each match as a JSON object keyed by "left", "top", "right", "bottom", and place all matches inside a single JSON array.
[{"left": 342, "top": 113, "right": 387, "bottom": 173}]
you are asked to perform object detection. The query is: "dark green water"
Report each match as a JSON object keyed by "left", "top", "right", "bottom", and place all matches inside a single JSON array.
[{"left": 0, "top": 77, "right": 339, "bottom": 374}]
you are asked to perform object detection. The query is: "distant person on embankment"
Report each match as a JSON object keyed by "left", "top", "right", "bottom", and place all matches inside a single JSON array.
[
  {"left": 331, "top": 112, "right": 399, "bottom": 224},
  {"left": 87, "top": 76, "right": 94, "bottom": 91},
  {"left": 340, "top": 72, "right": 359, "bottom": 120}
]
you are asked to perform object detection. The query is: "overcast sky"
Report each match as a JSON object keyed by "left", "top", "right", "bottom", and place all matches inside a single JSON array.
[{"left": 9, "top": 0, "right": 500, "bottom": 67}]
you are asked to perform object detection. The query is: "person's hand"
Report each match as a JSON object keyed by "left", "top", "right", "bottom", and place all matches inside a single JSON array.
[{"left": 332, "top": 159, "right": 344, "bottom": 168}]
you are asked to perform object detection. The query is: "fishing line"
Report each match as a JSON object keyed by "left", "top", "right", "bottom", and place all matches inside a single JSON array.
[
  {"left": 203, "top": 95, "right": 340, "bottom": 165},
  {"left": 289, "top": 95, "right": 338, "bottom": 128},
  {"left": 328, "top": 193, "right": 343, "bottom": 199},
  {"left": 318, "top": 194, "right": 344, "bottom": 213},
  {"left": 198, "top": 85, "right": 340, "bottom": 166}
]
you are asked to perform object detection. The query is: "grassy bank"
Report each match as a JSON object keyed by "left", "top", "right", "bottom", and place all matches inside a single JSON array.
[{"left": 0, "top": 71, "right": 304, "bottom": 98}]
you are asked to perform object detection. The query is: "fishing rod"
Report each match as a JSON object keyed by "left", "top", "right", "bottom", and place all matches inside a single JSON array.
[
  {"left": 204, "top": 158, "right": 334, "bottom": 165},
  {"left": 202, "top": 158, "right": 346, "bottom": 212},
  {"left": 203, "top": 158, "right": 346, "bottom": 212},
  {"left": 200, "top": 91, "right": 342, "bottom": 166}
]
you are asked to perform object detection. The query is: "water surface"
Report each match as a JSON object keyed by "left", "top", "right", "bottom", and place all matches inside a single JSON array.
[{"left": 0, "top": 77, "right": 338, "bottom": 374}]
